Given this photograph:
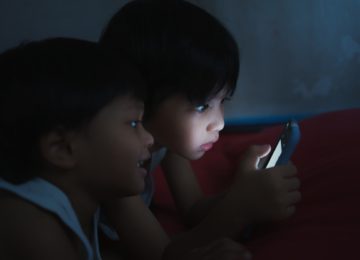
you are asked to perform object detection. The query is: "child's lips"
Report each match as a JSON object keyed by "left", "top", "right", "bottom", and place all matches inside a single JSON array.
[
  {"left": 136, "top": 155, "right": 151, "bottom": 177},
  {"left": 137, "top": 167, "right": 148, "bottom": 178},
  {"left": 200, "top": 142, "right": 214, "bottom": 151},
  {"left": 200, "top": 136, "right": 219, "bottom": 152}
]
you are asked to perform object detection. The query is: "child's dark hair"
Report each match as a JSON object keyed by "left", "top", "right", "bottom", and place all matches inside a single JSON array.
[
  {"left": 0, "top": 38, "right": 145, "bottom": 183},
  {"left": 100, "top": 0, "right": 239, "bottom": 116}
]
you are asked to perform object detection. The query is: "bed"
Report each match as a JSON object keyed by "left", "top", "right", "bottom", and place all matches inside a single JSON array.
[{"left": 152, "top": 108, "right": 360, "bottom": 259}]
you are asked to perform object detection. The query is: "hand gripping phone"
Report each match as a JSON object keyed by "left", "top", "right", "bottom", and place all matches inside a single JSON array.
[{"left": 241, "top": 121, "right": 301, "bottom": 242}]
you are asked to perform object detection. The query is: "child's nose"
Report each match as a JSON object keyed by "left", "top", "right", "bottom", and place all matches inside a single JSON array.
[{"left": 207, "top": 108, "right": 225, "bottom": 132}]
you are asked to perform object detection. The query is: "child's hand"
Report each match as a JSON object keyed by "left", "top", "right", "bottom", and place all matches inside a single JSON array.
[
  {"left": 231, "top": 145, "right": 301, "bottom": 223},
  {"left": 182, "top": 238, "right": 251, "bottom": 260}
]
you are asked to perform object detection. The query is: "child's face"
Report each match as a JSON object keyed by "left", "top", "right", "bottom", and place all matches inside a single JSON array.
[
  {"left": 146, "top": 90, "right": 227, "bottom": 160},
  {"left": 75, "top": 96, "right": 153, "bottom": 197}
]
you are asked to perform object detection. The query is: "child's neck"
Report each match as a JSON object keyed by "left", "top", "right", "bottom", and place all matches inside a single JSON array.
[{"left": 63, "top": 186, "right": 98, "bottom": 240}]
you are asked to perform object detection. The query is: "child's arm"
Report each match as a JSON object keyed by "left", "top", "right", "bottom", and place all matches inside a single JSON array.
[
  {"left": 0, "top": 192, "right": 79, "bottom": 260},
  {"left": 161, "top": 145, "right": 301, "bottom": 230},
  {"left": 164, "top": 237, "right": 252, "bottom": 260},
  {"left": 103, "top": 196, "right": 252, "bottom": 260},
  {"left": 161, "top": 152, "right": 223, "bottom": 226},
  {"left": 103, "top": 195, "right": 170, "bottom": 260}
]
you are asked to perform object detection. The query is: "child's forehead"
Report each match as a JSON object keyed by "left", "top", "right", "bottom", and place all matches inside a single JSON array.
[
  {"left": 193, "top": 86, "right": 231, "bottom": 103},
  {"left": 172, "top": 88, "right": 229, "bottom": 104}
]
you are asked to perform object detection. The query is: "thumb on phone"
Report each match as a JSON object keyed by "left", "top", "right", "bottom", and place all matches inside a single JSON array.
[{"left": 238, "top": 145, "right": 271, "bottom": 172}]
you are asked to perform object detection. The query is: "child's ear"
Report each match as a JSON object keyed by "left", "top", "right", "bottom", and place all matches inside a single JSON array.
[{"left": 40, "top": 129, "right": 79, "bottom": 170}]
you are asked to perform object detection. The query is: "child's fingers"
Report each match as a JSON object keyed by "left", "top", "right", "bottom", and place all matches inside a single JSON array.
[
  {"left": 203, "top": 238, "right": 252, "bottom": 260},
  {"left": 196, "top": 237, "right": 242, "bottom": 251},
  {"left": 238, "top": 145, "right": 271, "bottom": 172},
  {"left": 276, "top": 205, "right": 296, "bottom": 220},
  {"left": 285, "top": 205, "right": 296, "bottom": 217},
  {"left": 278, "top": 164, "right": 297, "bottom": 178},
  {"left": 284, "top": 177, "right": 301, "bottom": 191},
  {"left": 191, "top": 238, "right": 250, "bottom": 256},
  {"left": 284, "top": 191, "right": 302, "bottom": 205}
]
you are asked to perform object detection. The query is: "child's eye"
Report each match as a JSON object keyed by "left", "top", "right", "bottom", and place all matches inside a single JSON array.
[
  {"left": 130, "top": 120, "right": 142, "bottom": 128},
  {"left": 195, "top": 104, "right": 209, "bottom": 113}
]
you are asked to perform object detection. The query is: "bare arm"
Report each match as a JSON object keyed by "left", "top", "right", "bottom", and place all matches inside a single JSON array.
[
  {"left": 161, "top": 151, "right": 225, "bottom": 226},
  {"left": 0, "top": 192, "right": 79, "bottom": 260},
  {"left": 102, "top": 195, "right": 250, "bottom": 260},
  {"left": 103, "top": 195, "right": 170, "bottom": 260}
]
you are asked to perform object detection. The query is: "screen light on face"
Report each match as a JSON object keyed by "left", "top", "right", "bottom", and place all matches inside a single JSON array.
[{"left": 266, "top": 140, "right": 282, "bottom": 168}]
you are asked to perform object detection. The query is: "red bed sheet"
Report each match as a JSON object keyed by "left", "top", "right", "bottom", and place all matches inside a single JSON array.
[{"left": 152, "top": 108, "right": 360, "bottom": 259}]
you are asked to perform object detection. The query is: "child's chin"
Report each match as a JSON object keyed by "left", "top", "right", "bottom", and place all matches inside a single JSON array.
[
  {"left": 175, "top": 148, "right": 206, "bottom": 160},
  {"left": 124, "top": 182, "right": 145, "bottom": 197},
  {"left": 125, "top": 188, "right": 144, "bottom": 197},
  {"left": 187, "top": 150, "right": 206, "bottom": 160}
]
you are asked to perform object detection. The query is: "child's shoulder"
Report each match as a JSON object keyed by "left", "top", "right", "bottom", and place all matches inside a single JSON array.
[
  {"left": 0, "top": 190, "right": 79, "bottom": 260},
  {"left": 0, "top": 189, "right": 60, "bottom": 226}
]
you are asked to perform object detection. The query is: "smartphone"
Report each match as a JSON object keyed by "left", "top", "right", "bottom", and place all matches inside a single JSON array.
[{"left": 260, "top": 120, "right": 301, "bottom": 169}]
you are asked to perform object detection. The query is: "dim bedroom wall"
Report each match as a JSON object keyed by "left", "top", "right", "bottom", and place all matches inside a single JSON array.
[
  {"left": 1, "top": 0, "right": 359, "bottom": 124},
  {"left": 191, "top": 0, "right": 360, "bottom": 124}
]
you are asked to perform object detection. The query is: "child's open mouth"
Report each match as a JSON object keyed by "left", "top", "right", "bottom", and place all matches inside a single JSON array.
[
  {"left": 137, "top": 160, "right": 145, "bottom": 168},
  {"left": 136, "top": 157, "right": 150, "bottom": 177}
]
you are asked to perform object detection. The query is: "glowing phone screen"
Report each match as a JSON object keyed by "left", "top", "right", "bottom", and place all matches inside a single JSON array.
[{"left": 265, "top": 139, "right": 282, "bottom": 168}]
